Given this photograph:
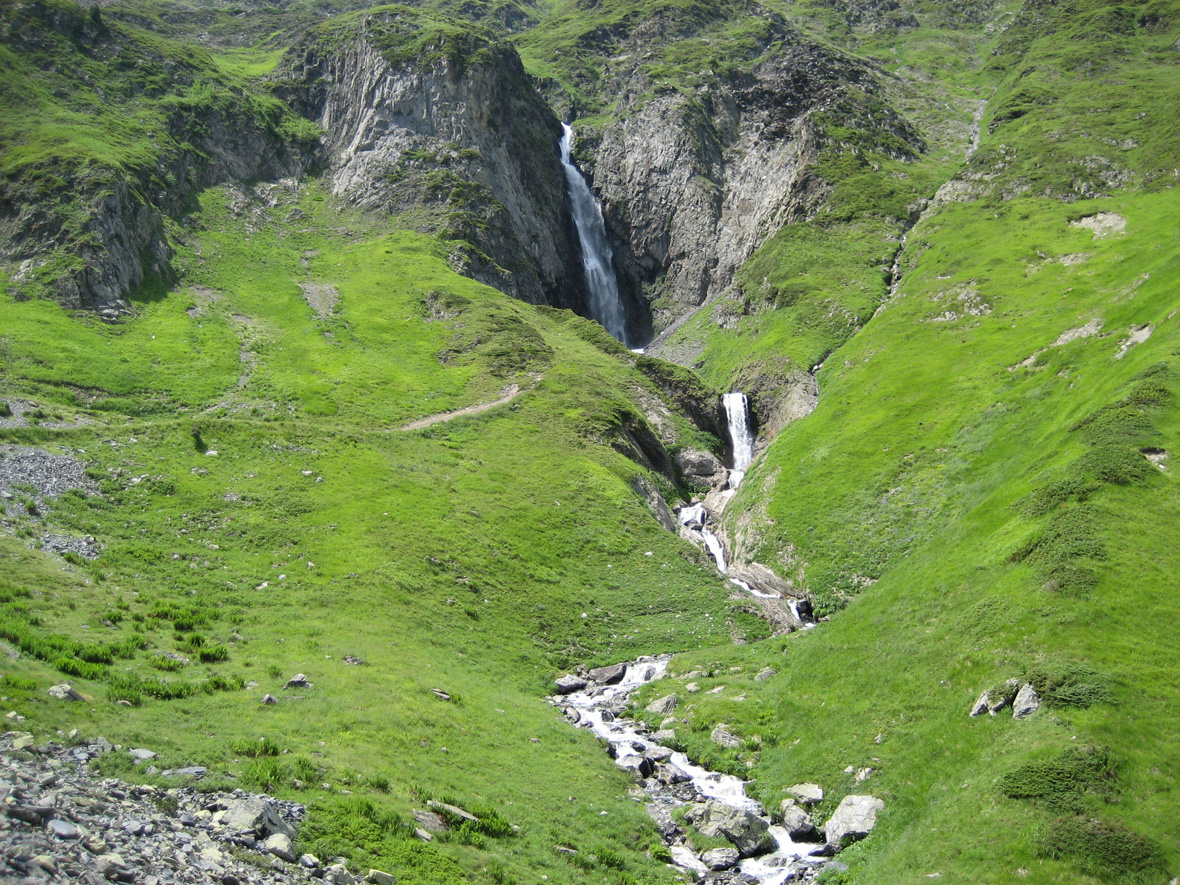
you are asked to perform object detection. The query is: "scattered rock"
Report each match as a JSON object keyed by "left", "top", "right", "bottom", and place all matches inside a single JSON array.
[
  {"left": 969, "top": 690, "right": 990, "bottom": 717},
  {"left": 426, "top": 800, "right": 478, "bottom": 823},
  {"left": 645, "top": 694, "right": 679, "bottom": 715},
  {"left": 342, "top": 655, "right": 365, "bottom": 665},
  {"left": 710, "top": 723, "right": 743, "bottom": 748},
  {"left": 367, "top": 870, "right": 397, "bottom": 885},
  {"left": 265, "top": 832, "right": 296, "bottom": 862},
  {"left": 753, "top": 667, "right": 777, "bottom": 682},
  {"left": 285, "top": 673, "right": 311, "bottom": 688},
  {"left": 128, "top": 748, "right": 157, "bottom": 762},
  {"left": 261, "top": 693, "right": 279, "bottom": 705},
  {"left": 412, "top": 809, "right": 447, "bottom": 833},
  {"left": 824, "top": 795, "right": 884, "bottom": 848},
  {"left": 1012, "top": 683, "right": 1040, "bottom": 720},
  {"left": 47, "top": 819, "right": 81, "bottom": 839},
  {"left": 554, "top": 674, "right": 588, "bottom": 694},
  {"left": 431, "top": 688, "right": 452, "bottom": 701},
  {"left": 685, "top": 799, "right": 769, "bottom": 857},
  {"left": 222, "top": 796, "right": 297, "bottom": 839}
]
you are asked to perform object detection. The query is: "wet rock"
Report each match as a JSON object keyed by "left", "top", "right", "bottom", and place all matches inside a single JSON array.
[
  {"left": 1012, "top": 683, "right": 1040, "bottom": 720},
  {"left": 787, "top": 783, "right": 824, "bottom": 806},
  {"left": 700, "top": 846, "right": 741, "bottom": 871},
  {"left": 588, "top": 663, "right": 627, "bottom": 685},
  {"left": 685, "top": 800, "right": 769, "bottom": 857},
  {"left": 710, "top": 724, "right": 743, "bottom": 749},
  {"left": 659, "top": 764, "right": 692, "bottom": 784},
  {"left": 645, "top": 694, "right": 679, "bottom": 715},
  {"left": 780, "top": 801, "right": 818, "bottom": 841},
  {"left": 554, "top": 674, "right": 588, "bottom": 694},
  {"left": 824, "top": 795, "right": 884, "bottom": 848}
]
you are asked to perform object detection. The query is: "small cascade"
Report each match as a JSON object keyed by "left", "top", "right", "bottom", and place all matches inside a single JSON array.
[
  {"left": 723, "top": 392, "right": 755, "bottom": 488},
  {"left": 553, "top": 658, "right": 832, "bottom": 883},
  {"left": 559, "top": 123, "right": 629, "bottom": 345},
  {"left": 678, "top": 502, "right": 728, "bottom": 573}
]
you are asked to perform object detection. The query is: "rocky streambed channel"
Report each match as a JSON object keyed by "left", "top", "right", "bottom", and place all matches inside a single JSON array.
[{"left": 552, "top": 660, "right": 883, "bottom": 884}]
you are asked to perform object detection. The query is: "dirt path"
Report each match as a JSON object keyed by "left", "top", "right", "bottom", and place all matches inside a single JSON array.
[{"left": 398, "top": 380, "right": 536, "bottom": 431}]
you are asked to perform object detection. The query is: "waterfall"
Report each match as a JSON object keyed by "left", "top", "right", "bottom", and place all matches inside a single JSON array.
[
  {"left": 559, "top": 123, "right": 629, "bottom": 345},
  {"left": 722, "top": 392, "right": 755, "bottom": 488}
]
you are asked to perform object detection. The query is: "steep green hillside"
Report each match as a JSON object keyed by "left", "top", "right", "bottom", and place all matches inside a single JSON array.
[{"left": 1, "top": 0, "right": 1179, "bottom": 883}]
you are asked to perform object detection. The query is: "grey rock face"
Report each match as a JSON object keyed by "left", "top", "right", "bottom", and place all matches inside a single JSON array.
[
  {"left": 277, "top": 21, "right": 586, "bottom": 314},
  {"left": 779, "top": 801, "right": 818, "bottom": 841},
  {"left": 645, "top": 694, "right": 679, "bottom": 715},
  {"left": 700, "top": 846, "right": 741, "bottom": 870},
  {"left": 824, "top": 794, "right": 884, "bottom": 848},
  {"left": 554, "top": 674, "right": 588, "bottom": 694},
  {"left": 685, "top": 799, "right": 769, "bottom": 857},
  {"left": 587, "top": 663, "right": 628, "bottom": 685}
]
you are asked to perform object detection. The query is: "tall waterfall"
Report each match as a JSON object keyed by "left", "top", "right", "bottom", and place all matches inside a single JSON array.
[
  {"left": 723, "top": 392, "right": 755, "bottom": 488},
  {"left": 559, "top": 123, "right": 629, "bottom": 345}
]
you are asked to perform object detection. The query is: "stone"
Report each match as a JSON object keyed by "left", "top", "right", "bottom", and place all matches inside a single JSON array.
[
  {"left": 651, "top": 729, "right": 676, "bottom": 743},
  {"left": 427, "top": 800, "right": 478, "bottom": 822},
  {"left": 47, "top": 684, "right": 83, "bottom": 701},
  {"left": 554, "top": 674, "right": 588, "bottom": 694},
  {"left": 265, "top": 832, "right": 296, "bottom": 862},
  {"left": 787, "top": 783, "right": 824, "bottom": 806},
  {"left": 261, "top": 694, "right": 278, "bottom": 705},
  {"left": 710, "top": 723, "right": 743, "bottom": 748},
  {"left": 645, "top": 694, "right": 679, "bottom": 715},
  {"left": 325, "top": 864, "right": 357, "bottom": 885},
  {"left": 780, "top": 802, "right": 818, "bottom": 841},
  {"left": 412, "top": 809, "right": 447, "bottom": 833},
  {"left": 128, "top": 748, "right": 157, "bottom": 762},
  {"left": 414, "top": 827, "right": 433, "bottom": 842},
  {"left": 47, "top": 819, "right": 80, "bottom": 839},
  {"left": 95, "top": 854, "right": 128, "bottom": 876},
  {"left": 1012, "top": 683, "right": 1040, "bottom": 720},
  {"left": 367, "top": 870, "right": 397, "bottom": 885},
  {"left": 675, "top": 449, "right": 726, "bottom": 482},
  {"left": 431, "top": 689, "right": 451, "bottom": 701},
  {"left": 700, "top": 847, "right": 741, "bottom": 871},
  {"left": 645, "top": 745, "right": 673, "bottom": 762},
  {"left": 986, "top": 679, "right": 1020, "bottom": 715},
  {"left": 221, "top": 796, "right": 295, "bottom": 839},
  {"left": 10, "top": 731, "right": 35, "bottom": 749},
  {"left": 969, "top": 691, "right": 989, "bottom": 717},
  {"left": 617, "top": 754, "right": 654, "bottom": 778},
  {"left": 659, "top": 764, "right": 692, "bottom": 784},
  {"left": 685, "top": 799, "right": 770, "bottom": 857},
  {"left": 824, "top": 795, "right": 884, "bottom": 848},
  {"left": 587, "top": 663, "right": 627, "bottom": 685},
  {"left": 753, "top": 667, "right": 777, "bottom": 682},
  {"left": 285, "top": 673, "right": 311, "bottom": 688}
]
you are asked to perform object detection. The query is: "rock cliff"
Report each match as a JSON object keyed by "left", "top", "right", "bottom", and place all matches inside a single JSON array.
[{"left": 274, "top": 13, "right": 587, "bottom": 311}]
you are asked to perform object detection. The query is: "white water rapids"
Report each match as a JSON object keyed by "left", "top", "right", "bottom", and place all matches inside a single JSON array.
[
  {"left": 559, "top": 123, "right": 629, "bottom": 345},
  {"left": 554, "top": 658, "right": 829, "bottom": 883}
]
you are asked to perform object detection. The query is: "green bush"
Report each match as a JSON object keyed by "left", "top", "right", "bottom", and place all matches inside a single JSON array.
[
  {"left": 1036, "top": 815, "right": 1167, "bottom": 881},
  {"left": 999, "top": 745, "right": 1117, "bottom": 811}
]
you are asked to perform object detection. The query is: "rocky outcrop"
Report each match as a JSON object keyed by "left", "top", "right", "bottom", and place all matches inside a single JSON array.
[
  {"left": 0, "top": 3, "right": 316, "bottom": 317},
  {"left": 275, "top": 16, "right": 585, "bottom": 311},
  {"left": 569, "top": 13, "right": 924, "bottom": 341}
]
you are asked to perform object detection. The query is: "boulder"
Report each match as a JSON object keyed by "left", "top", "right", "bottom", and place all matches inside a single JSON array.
[
  {"left": 780, "top": 801, "right": 818, "bottom": 841},
  {"left": 645, "top": 745, "right": 673, "bottom": 762},
  {"left": 754, "top": 667, "right": 777, "bottom": 682},
  {"left": 675, "top": 449, "right": 726, "bottom": 483},
  {"left": 554, "top": 674, "right": 588, "bottom": 694},
  {"left": 685, "top": 799, "right": 770, "bottom": 857},
  {"left": 1012, "top": 683, "right": 1040, "bottom": 720},
  {"left": 969, "top": 690, "right": 990, "bottom": 717},
  {"left": 265, "top": 832, "right": 296, "bottom": 862},
  {"left": 325, "top": 864, "right": 357, "bottom": 885},
  {"left": 285, "top": 673, "right": 311, "bottom": 688},
  {"left": 710, "top": 724, "right": 743, "bottom": 749},
  {"left": 47, "top": 684, "right": 83, "bottom": 701},
  {"left": 659, "top": 764, "right": 692, "bottom": 784},
  {"left": 787, "top": 783, "right": 824, "bottom": 806},
  {"left": 587, "top": 663, "right": 627, "bottom": 685},
  {"left": 367, "top": 871, "right": 396, "bottom": 885},
  {"left": 618, "top": 754, "right": 655, "bottom": 778},
  {"left": 221, "top": 796, "right": 295, "bottom": 839},
  {"left": 412, "top": 810, "right": 447, "bottom": 833},
  {"left": 651, "top": 729, "right": 676, "bottom": 743},
  {"left": 128, "top": 748, "right": 157, "bottom": 762},
  {"left": 824, "top": 795, "right": 884, "bottom": 848},
  {"left": 700, "top": 847, "right": 741, "bottom": 871},
  {"left": 427, "top": 800, "right": 478, "bottom": 823},
  {"left": 646, "top": 694, "right": 679, "bottom": 715},
  {"left": 986, "top": 679, "right": 1020, "bottom": 714},
  {"left": 261, "top": 693, "right": 278, "bottom": 705}
]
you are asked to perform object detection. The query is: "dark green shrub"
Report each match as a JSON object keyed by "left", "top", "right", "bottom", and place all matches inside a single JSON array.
[
  {"left": 1036, "top": 816, "right": 1167, "bottom": 881},
  {"left": 999, "top": 745, "right": 1117, "bottom": 810}
]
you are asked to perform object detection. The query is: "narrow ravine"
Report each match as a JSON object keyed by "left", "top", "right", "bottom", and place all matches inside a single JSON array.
[
  {"left": 559, "top": 123, "right": 630, "bottom": 345},
  {"left": 552, "top": 661, "right": 839, "bottom": 884}
]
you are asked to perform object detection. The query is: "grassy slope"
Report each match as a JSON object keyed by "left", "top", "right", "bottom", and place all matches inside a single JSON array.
[
  {"left": 623, "top": 1, "right": 1180, "bottom": 881},
  {"left": 0, "top": 177, "right": 763, "bottom": 884}
]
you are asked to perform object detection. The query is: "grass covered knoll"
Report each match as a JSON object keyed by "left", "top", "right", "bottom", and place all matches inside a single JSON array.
[{"left": 0, "top": 175, "right": 762, "bottom": 884}]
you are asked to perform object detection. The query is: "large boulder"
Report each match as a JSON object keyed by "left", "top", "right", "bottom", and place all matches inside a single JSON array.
[
  {"left": 1012, "top": 682, "right": 1041, "bottom": 720},
  {"left": 685, "top": 800, "right": 770, "bottom": 857},
  {"left": 554, "top": 674, "right": 588, "bottom": 694},
  {"left": 587, "top": 663, "right": 627, "bottom": 685},
  {"left": 700, "top": 847, "right": 740, "bottom": 871},
  {"left": 221, "top": 797, "right": 295, "bottom": 839},
  {"left": 710, "top": 724, "right": 743, "bottom": 749},
  {"left": 780, "top": 801, "right": 819, "bottom": 841},
  {"left": 675, "top": 449, "right": 726, "bottom": 485},
  {"left": 824, "top": 795, "right": 884, "bottom": 848},
  {"left": 786, "top": 783, "right": 824, "bottom": 806}
]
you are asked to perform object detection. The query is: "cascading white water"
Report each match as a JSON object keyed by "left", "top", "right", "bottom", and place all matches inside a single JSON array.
[
  {"left": 723, "top": 392, "right": 756, "bottom": 488},
  {"left": 559, "top": 123, "right": 629, "bottom": 345},
  {"left": 678, "top": 503, "right": 728, "bottom": 573}
]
